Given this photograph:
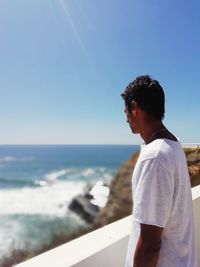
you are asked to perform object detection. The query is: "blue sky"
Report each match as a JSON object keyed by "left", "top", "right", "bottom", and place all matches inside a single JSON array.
[{"left": 0, "top": 0, "right": 199, "bottom": 144}]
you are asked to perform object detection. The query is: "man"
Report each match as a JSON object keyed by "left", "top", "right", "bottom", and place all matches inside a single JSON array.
[{"left": 121, "top": 75, "right": 196, "bottom": 267}]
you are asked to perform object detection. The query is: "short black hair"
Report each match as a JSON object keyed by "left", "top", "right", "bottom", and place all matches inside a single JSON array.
[{"left": 121, "top": 75, "right": 165, "bottom": 120}]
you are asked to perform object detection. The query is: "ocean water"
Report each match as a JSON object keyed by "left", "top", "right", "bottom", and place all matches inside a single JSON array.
[{"left": 0, "top": 145, "right": 139, "bottom": 261}]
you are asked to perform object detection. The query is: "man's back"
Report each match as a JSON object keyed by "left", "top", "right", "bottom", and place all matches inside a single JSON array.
[{"left": 126, "top": 139, "right": 196, "bottom": 267}]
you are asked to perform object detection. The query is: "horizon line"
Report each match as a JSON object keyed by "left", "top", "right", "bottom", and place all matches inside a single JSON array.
[{"left": 0, "top": 143, "right": 140, "bottom": 146}]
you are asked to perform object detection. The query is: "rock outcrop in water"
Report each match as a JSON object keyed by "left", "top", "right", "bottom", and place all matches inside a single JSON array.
[
  {"left": 69, "top": 190, "right": 100, "bottom": 223},
  {"left": 69, "top": 182, "right": 110, "bottom": 223},
  {"left": 68, "top": 151, "right": 139, "bottom": 226},
  {"left": 69, "top": 195, "right": 100, "bottom": 223}
]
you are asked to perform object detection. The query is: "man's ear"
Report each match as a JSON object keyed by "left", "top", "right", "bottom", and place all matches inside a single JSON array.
[{"left": 131, "top": 101, "right": 137, "bottom": 115}]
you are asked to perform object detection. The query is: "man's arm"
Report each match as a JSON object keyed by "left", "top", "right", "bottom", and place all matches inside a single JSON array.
[{"left": 133, "top": 223, "right": 163, "bottom": 267}]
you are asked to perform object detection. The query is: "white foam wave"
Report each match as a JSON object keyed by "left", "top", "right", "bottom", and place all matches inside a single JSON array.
[
  {"left": 81, "top": 168, "right": 95, "bottom": 176},
  {"left": 34, "top": 180, "right": 48, "bottom": 186},
  {"left": 0, "top": 216, "right": 22, "bottom": 259},
  {"left": 45, "top": 169, "right": 67, "bottom": 181},
  {"left": 89, "top": 181, "right": 110, "bottom": 208},
  {"left": 42, "top": 167, "right": 114, "bottom": 183},
  {"left": 0, "top": 181, "right": 85, "bottom": 217},
  {"left": 102, "top": 173, "right": 113, "bottom": 181}
]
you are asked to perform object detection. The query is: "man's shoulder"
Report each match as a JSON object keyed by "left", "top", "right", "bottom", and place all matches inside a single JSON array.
[{"left": 140, "top": 138, "right": 181, "bottom": 163}]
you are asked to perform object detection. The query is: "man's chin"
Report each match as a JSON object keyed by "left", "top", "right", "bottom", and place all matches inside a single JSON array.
[
  {"left": 130, "top": 127, "right": 139, "bottom": 134},
  {"left": 131, "top": 128, "right": 137, "bottom": 134}
]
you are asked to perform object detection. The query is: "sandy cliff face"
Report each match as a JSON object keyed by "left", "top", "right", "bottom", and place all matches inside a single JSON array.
[
  {"left": 185, "top": 147, "right": 200, "bottom": 187},
  {"left": 94, "top": 147, "right": 200, "bottom": 227},
  {"left": 189, "top": 162, "right": 200, "bottom": 187}
]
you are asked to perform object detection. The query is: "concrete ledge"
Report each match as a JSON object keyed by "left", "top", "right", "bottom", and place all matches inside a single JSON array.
[
  {"left": 16, "top": 216, "right": 131, "bottom": 267},
  {"left": 192, "top": 185, "right": 200, "bottom": 266}
]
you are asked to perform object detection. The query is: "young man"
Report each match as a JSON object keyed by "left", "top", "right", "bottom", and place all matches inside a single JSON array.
[{"left": 121, "top": 75, "right": 196, "bottom": 267}]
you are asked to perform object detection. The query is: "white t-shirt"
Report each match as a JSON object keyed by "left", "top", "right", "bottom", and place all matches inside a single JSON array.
[{"left": 125, "top": 139, "right": 196, "bottom": 267}]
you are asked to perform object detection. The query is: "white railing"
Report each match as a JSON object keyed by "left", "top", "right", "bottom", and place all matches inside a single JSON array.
[
  {"left": 182, "top": 143, "right": 200, "bottom": 149},
  {"left": 140, "top": 143, "right": 200, "bottom": 150},
  {"left": 16, "top": 185, "right": 200, "bottom": 267}
]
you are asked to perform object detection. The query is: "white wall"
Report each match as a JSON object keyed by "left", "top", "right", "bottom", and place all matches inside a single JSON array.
[
  {"left": 192, "top": 185, "right": 200, "bottom": 267},
  {"left": 16, "top": 216, "right": 131, "bottom": 267}
]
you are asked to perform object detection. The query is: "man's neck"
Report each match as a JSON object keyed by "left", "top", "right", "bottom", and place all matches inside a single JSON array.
[{"left": 140, "top": 121, "right": 165, "bottom": 144}]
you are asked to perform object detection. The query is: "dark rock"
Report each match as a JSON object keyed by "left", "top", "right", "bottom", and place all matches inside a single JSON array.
[{"left": 69, "top": 194, "right": 100, "bottom": 224}]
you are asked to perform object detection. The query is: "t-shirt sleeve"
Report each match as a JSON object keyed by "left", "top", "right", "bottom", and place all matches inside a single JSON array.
[{"left": 133, "top": 158, "right": 173, "bottom": 227}]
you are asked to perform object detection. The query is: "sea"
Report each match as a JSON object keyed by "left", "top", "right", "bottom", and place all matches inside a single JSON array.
[{"left": 0, "top": 144, "right": 139, "bottom": 261}]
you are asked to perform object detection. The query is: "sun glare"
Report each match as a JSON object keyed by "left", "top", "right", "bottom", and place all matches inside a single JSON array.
[{"left": 57, "top": 0, "right": 86, "bottom": 53}]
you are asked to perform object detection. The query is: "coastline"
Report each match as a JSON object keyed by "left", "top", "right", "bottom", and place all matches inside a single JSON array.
[{"left": 1, "top": 146, "right": 200, "bottom": 267}]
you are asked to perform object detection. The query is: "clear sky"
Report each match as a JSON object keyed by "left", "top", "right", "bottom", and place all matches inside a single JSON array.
[{"left": 0, "top": 0, "right": 199, "bottom": 145}]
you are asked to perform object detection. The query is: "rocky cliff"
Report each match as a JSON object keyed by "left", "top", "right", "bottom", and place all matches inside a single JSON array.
[{"left": 185, "top": 147, "right": 200, "bottom": 187}]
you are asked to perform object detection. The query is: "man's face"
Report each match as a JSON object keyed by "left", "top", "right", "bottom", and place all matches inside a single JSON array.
[{"left": 124, "top": 104, "right": 140, "bottom": 134}]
